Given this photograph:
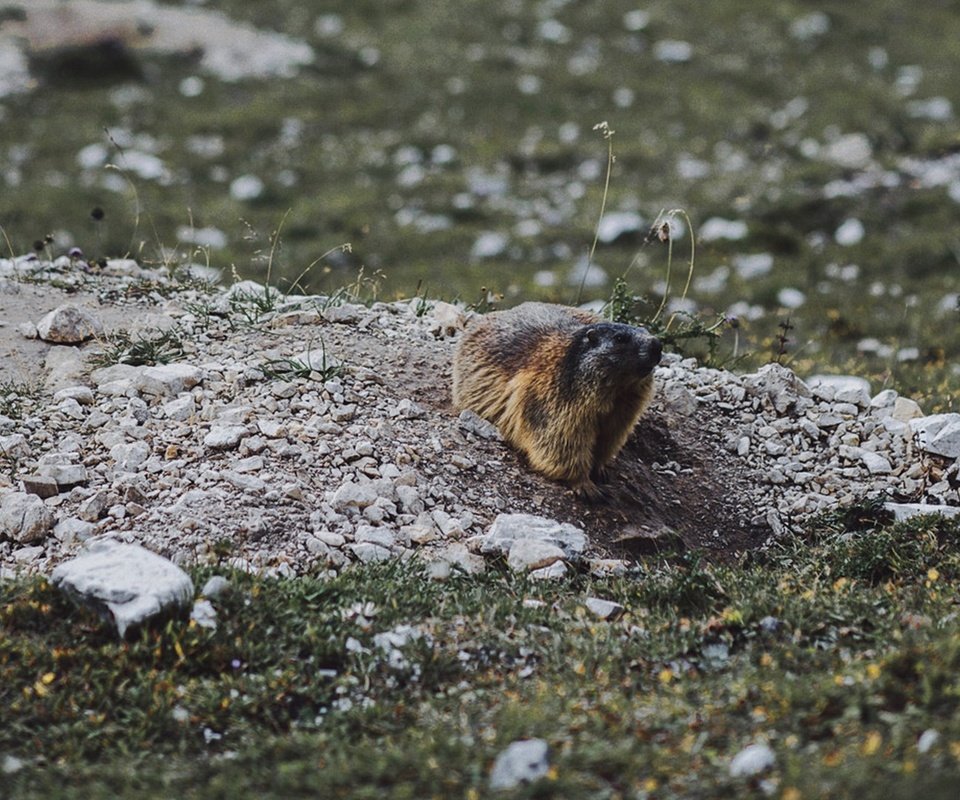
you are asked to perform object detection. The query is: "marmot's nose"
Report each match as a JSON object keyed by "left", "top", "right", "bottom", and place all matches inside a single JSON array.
[{"left": 647, "top": 337, "right": 663, "bottom": 364}]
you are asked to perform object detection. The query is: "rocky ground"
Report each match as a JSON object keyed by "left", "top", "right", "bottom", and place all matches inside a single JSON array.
[{"left": 2, "top": 255, "right": 960, "bottom": 580}]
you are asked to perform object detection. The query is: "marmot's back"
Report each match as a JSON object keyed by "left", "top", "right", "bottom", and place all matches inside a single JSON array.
[{"left": 452, "top": 302, "right": 661, "bottom": 496}]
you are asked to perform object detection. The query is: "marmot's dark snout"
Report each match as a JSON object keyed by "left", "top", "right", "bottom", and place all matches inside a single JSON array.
[
  {"left": 604, "top": 324, "right": 662, "bottom": 375},
  {"left": 639, "top": 334, "right": 662, "bottom": 374}
]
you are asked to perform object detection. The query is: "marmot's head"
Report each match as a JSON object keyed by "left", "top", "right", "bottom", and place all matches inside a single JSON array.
[{"left": 563, "top": 322, "right": 662, "bottom": 391}]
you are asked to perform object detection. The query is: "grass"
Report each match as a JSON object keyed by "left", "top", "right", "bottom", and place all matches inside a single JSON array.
[
  {"left": 0, "top": 379, "right": 41, "bottom": 421},
  {"left": 88, "top": 327, "right": 186, "bottom": 368},
  {"left": 4, "top": 509, "right": 960, "bottom": 797}
]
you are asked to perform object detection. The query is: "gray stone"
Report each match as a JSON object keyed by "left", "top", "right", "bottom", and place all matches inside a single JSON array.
[
  {"left": 529, "top": 561, "right": 569, "bottom": 580},
  {"left": 51, "top": 541, "right": 194, "bottom": 637},
  {"left": 0, "top": 434, "right": 30, "bottom": 460},
  {"left": 743, "top": 363, "right": 812, "bottom": 413},
  {"left": 201, "top": 575, "right": 231, "bottom": 598},
  {"left": 927, "top": 421, "right": 960, "bottom": 459},
  {"left": 53, "top": 517, "right": 96, "bottom": 545},
  {"left": 884, "top": 502, "right": 960, "bottom": 522},
  {"left": 838, "top": 445, "right": 892, "bottom": 474},
  {"left": 457, "top": 409, "right": 501, "bottom": 440},
  {"left": 489, "top": 739, "right": 550, "bottom": 790},
  {"left": 918, "top": 729, "right": 940, "bottom": 754},
  {"left": 585, "top": 597, "right": 625, "bottom": 621},
  {"left": 808, "top": 374, "right": 870, "bottom": 403},
  {"left": 135, "top": 364, "right": 204, "bottom": 397},
  {"left": 392, "top": 398, "right": 427, "bottom": 419},
  {"left": 190, "top": 599, "right": 218, "bottom": 630},
  {"left": 78, "top": 490, "right": 111, "bottom": 522},
  {"left": 910, "top": 414, "right": 960, "bottom": 451},
  {"left": 37, "top": 462, "right": 88, "bottom": 488},
  {"left": 110, "top": 441, "right": 152, "bottom": 472},
  {"left": 430, "top": 543, "right": 486, "bottom": 575},
  {"left": 331, "top": 481, "right": 379, "bottom": 511},
  {"left": 20, "top": 475, "right": 59, "bottom": 499},
  {"left": 506, "top": 539, "right": 565, "bottom": 572},
  {"left": 729, "top": 743, "right": 775, "bottom": 777},
  {"left": 349, "top": 542, "right": 393, "bottom": 563},
  {"left": 481, "top": 513, "right": 587, "bottom": 562},
  {"left": 0, "top": 491, "right": 55, "bottom": 543},
  {"left": 36, "top": 304, "right": 104, "bottom": 343},
  {"left": 162, "top": 395, "right": 196, "bottom": 421},
  {"left": 203, "top": 425, "right": 247, "bottom": 451},
  {"left": 355, "top": 525, "right": 397, "bottom": 549},
  {"left": 892, "top": 397, "right": 923, "bottom": 421},
  {"left": 53, "top": 386, "right": 95, "bottom": 405}
]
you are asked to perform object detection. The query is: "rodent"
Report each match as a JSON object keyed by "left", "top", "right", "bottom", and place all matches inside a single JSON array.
[{"left": 452, "top": 302, "right": 662, "bottom": 497}]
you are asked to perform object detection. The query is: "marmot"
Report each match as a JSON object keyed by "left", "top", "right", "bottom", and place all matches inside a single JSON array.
[{"left": 452, "top": 302, "right": 662, "bottom": 496}]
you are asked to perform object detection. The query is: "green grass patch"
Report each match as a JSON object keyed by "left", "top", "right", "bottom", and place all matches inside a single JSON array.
[{"left": 5, "top": 511, "right": 960, "bottom": 797}]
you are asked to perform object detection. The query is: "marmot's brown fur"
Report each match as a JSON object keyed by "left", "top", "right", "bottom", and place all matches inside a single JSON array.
[{"left": 452, "top": 302, "right": 662, "bottom": 496}]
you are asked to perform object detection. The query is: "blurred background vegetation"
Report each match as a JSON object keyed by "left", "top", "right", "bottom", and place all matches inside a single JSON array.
[{"left": 2, "top": 0, "right": 960, "bottom": 405}]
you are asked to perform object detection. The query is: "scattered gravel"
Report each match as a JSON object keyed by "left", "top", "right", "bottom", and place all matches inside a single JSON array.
[{"left": 1, "top": 261, "right": 958, "bottom": 578}]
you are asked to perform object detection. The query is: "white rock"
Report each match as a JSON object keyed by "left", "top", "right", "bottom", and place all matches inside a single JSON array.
[
  {"left": 135, "top": 364, "right": 204, "bottom": 397},
  {"left": 332, "top": 481, "right": 379, "bottom": 511},
  {"left": 917, "top": 729, "right": 940, "bottom": 754},
  {"left": 506, "top": 539, "right": 566, "bottom": 572},
  {"left": 884, "top": 503, "right": 960, "bottom": 522},
  {"left": 203, "top": 425, "right": 247, "bottom": 451},
  {"left": 585, "top": 597, "right": 625, "bottom": 621},
  {"left": 190, "top": 599, "right": 218, "bottom": 630},
  {"left": 51, "top": 541, "right": 194, "bottom": 637},
  {"left": 489, "top": 739, "right": 550, "bottom": 790},
  {"left": 835, "top": 218, "right": 865, "bottom": 246},
  {"left": 430, "top": 543, "right": 486, "bottom": 575},
  {"left": 927, "top": 421, "right": 960, "bottom": 459},
  {"left": 0, "top": 491, "right": 55, "bottom": 543},
  {"left": 110, "top": 441, "right": 151, "bottom": 472},
  {"left": 53, "top": 386, "right": 95, "bottom": 405},
  {"left": 892, "top": 397, "right": 923, "bottom": 421},
  {"left": 36, "top": 304, "right": 104, "bottom": 343},
  {"left": 355, "top": 525, "right": 397, "bottom": 549},
  {"left": 53, "top": 516, "right": 96, "bottom": 545},
  {"left": 37, "top": 463, "right": 88, "bottom": 486},
  {"left": 729, "top": 742, "right": 776, "bottom": 777},
  {"left": 162, "top": 395, "right": 196, "bottom": 421},
  {"left": 910, "top": 414, "right": 960, "bottom": 454},
  {"left": 349, "top": 542, "right": 393, "bottom": 563},
  {"left": 529, "top": 561, "right": 569, "bottom": 580},
  {"left": 838, "top": 445, "right": 892, "bottom": 474},
  {"left": 481, "top": 513, "right": 587, "bottom": 562},
  {"left": 0, "top": 434, "right": 31, "bottom": 460},
  {"left": 202, "top": 576, "right": 230, "bottom": 598},
  {"left": 822, "top": 133, "right": 873, "bottom": 169}
]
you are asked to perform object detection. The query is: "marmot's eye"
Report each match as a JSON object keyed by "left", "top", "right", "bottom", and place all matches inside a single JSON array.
[
  {"left": 614, "top": 331, "right": 631, "bottom": 345},
  {"left": 585, "top": 329, "right": 600, "bottom": 346}
]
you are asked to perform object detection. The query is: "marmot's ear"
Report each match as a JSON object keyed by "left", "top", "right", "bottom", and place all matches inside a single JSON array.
[{"left": 586, "top": 329, "right": 600, "bottom": 346}]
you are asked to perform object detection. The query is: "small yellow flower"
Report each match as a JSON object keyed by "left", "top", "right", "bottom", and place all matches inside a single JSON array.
[
  {"left": 760, "top": 652, "right": 774, "bottom": 667},
  {"left": 573, "top": 662, "right": 587, "bottom": 676},
  {"left": 658, "top": 668, "right": 673, "bottom": 685},
  {"left": 642, "top": 778, "right": 658, "bottom": 792},
  {"left": 782, "top": 788, "right": 802, "bottom": 800},
  {"left": 41, "top": 672, "right": 55, "bottom": 685},
  {"left": 866, "top": 663, "right": 881, "bottom": 680},
  {"left": 722, "top": 607, "right": 743, "bottom": 624},
  {"left": 862, "top": 731, "right": 882, "bottom": 756},
  {"left": 927, "top": 568, "right": 940, "bottom": 583}
]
